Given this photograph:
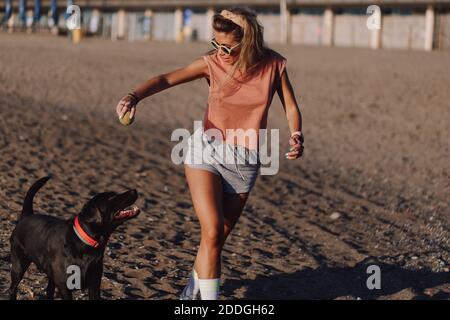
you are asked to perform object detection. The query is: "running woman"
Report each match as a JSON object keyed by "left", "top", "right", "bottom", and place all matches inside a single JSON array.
[{"left": 115, "top": 7, "right": 303, "bottom": 300}]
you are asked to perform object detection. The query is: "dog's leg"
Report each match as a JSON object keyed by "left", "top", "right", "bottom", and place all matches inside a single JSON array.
[
  {"left": 45, "top": 279, "right": 55, "bottom": 300},
  {"left": 88, "top": 265, "right": 103, "bottom": 300},
  {"left": 57, "top": 286, "right": 73, "bottom": 300},
  {"left": 9, "top": 248, "right": 31, "bottom": 300},
  {"left": 88, "top": 286, "right": 101, "bottom": 300}
]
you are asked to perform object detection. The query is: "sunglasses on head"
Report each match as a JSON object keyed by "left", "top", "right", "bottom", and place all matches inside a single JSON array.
[{"left": 210, "top": 38, "right": 241, "bottom": 56}]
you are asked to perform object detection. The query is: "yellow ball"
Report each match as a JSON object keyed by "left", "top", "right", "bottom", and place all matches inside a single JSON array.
[{"left": 119, "top": 111, "right": 134, "bottom": 126}]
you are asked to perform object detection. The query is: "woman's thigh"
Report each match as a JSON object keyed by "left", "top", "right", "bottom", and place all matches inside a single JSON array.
[{"left": 184, "top": 164, "right": 224, "bottom": 233}]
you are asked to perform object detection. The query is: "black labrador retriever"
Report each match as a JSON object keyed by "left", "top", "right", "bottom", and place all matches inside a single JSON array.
[{"left": 9, "top": 176, "right": 140, "bottom": 300}]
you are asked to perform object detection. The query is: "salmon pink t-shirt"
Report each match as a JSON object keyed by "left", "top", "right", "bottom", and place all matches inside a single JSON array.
[{"left": 201, "top": 49, "right": 287, "bottom": 151}]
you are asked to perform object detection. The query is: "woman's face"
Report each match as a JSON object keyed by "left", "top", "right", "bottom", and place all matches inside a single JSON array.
[{"left": 213, "top": 32, "right": 241, "bottom": 65}]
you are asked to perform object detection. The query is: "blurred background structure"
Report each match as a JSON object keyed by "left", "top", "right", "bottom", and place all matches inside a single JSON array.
[{"left": 1, "top": 0, "right": 450, "bottom": 50}]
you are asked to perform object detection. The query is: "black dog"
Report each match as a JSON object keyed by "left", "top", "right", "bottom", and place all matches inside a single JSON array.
[{"left": 9, "top": 176, "right": 140, "bottom": 300}]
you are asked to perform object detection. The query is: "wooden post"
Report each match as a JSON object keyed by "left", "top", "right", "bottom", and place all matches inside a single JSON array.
[
  {"left": 206, "top": 6, "right": 215, "bottom": 40},
  {"left": 371, "top": 28, "right": 382, "bottom": 49},
  {"left": 7, "top": 13, "right": 16, "bottom": 33},
  {"left": 117, "top": 9, "right": 126, "bottom": 40},
  {"left": 280, "top": 0, "right": 291, "bottom": 44},
  {"left": 26, "top": 10, "right": 33, "bottom": 34},
  {"left": 370, "top": 12, "right": 382, "bottom": 49},
  {"left": 424, "top": 4, "right": 435, "bottom": 51},
  {"left": 90, "top": 9, "right": 100, "bottom": 34},
  {"left": 322, "top": 7, "right": 334, "bottom": 46},
  {"left": 174, "top": 7, "right": 183, "bottom": 43},
  {"left": 144, "top": 9, "right": 154, "bottom": 41}
]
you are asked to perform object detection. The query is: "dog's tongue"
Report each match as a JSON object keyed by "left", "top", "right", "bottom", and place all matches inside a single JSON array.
[{"left": 115, "top": 206, "right": 140, "bottom": 219}]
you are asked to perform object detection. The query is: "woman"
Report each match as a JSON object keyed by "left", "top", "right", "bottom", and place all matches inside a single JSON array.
[{"left": 115, "top": 7, "right": 303, "bottom": 300}]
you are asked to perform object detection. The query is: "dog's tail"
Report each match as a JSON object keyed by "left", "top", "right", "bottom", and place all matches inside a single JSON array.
[{"left": 21, "top": 176, "right": 51, "bottom": 219}]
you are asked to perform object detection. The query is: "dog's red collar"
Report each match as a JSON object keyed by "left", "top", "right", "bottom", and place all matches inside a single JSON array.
[{"left": 73, "top": 216, "right": 100, "bottom": 248}]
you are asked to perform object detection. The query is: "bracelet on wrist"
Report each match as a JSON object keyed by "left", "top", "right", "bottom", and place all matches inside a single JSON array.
[
  {"left": 127, "top": 92, "right": 140, "bottom": 103},
  {"left": 290, "top": 131, "right": 302, "bottom": 138}
]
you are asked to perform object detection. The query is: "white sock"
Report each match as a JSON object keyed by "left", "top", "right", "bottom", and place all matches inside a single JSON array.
[
  {"left": 198, "top": 278, "right": 220, "bottom": 300},
  {"left": 184, "top": 267, "right": 200, "bottom": 298}
]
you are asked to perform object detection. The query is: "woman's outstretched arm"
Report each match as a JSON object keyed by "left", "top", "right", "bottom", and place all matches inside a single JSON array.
[{"left": 116, "top": 57, "right": 208, "bottom": 120}]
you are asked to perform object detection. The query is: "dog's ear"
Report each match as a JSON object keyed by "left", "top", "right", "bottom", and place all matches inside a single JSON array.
[
  {"left": 79, "top": 192, "right": 115, "bottom": 225},
  {"left": 80, "top": 197, "right": 102, "bottom": 225}
]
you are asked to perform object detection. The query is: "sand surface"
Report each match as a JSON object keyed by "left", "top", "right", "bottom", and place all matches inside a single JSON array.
[{"left": 0, "top": 33, "right": 448, "bottom": 300}]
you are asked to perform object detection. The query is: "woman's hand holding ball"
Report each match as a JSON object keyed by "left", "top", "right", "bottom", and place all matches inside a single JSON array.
[{"left": 116, "top": 92, "right": 139, "bottom": 126}]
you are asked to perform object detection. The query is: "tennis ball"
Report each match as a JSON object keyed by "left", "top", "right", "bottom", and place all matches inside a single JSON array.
[{"left": 119, "top": 111, "right": 134, "bottom": 126}]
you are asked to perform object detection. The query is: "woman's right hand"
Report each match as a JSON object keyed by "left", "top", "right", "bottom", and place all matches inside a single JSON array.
[
  {"left": 116, "top": 94, "right": 138, "bottom": 120},
  {"left": 285, "top": 132, "right": 304, "bottom": 160}
]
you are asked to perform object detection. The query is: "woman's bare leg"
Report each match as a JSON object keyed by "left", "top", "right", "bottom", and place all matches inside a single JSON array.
[
  {"left": 184, "top": 165, "right": 224, "bottom": 279},
  {"left": 222, "top": 192, "right": 249, "bottom": 246},
  {"left": 192, "top": 192, "right": 249, "bottom": 272}
]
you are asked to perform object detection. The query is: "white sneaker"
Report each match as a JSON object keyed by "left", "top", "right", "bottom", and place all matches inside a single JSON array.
[{"left": 179, "top": 284, "right": 200, "bottom": 300}]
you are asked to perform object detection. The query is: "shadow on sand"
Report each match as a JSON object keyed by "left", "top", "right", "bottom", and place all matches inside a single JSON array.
[{"left": 222, "top": 258, "right": 449, "bottom": 300}]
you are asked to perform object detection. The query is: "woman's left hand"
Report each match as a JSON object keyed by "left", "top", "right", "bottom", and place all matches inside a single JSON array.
[{"left": 285, "top": 132, "right": 304, "bottom": 160}]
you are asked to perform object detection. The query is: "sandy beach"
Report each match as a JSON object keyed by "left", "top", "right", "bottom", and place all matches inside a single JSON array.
[{"left": 0, "top": 33, "right": 448, "bottom": 299}]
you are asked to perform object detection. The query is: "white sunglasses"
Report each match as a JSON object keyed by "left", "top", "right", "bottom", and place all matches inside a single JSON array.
[{"left": 210, "top": 38, "right": 241, "bottom": 56}]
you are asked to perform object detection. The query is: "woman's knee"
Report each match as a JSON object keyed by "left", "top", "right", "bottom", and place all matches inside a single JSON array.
[{"left": 201, "top": 226, "right": 224, "bottom": 249}]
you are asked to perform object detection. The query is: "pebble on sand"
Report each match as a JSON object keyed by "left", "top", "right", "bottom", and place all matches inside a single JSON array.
[{"left": 330, "top": 212, "right": 341, "bottom": 220}]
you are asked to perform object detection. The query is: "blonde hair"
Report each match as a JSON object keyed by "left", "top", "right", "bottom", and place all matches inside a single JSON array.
[{"left": 205, "top": 7, "right": 273, "bottom": 92}]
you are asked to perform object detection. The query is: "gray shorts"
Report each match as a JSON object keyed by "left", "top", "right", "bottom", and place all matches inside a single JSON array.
[{"left": 184, "top": 128, "right": 261, "bottom": 194}]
